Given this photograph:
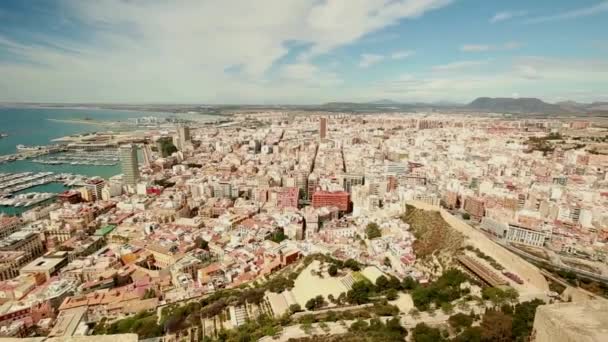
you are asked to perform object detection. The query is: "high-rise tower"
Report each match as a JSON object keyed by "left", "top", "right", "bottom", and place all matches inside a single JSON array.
[
  {"left": 119, "top": 144, "right": 140, "bottom": 185},
  {"left": 177, "top": 124, "right": 191, "bottom": 150},
  {"left": 319, "top": 117, "right": 327, "bottom": 139}
]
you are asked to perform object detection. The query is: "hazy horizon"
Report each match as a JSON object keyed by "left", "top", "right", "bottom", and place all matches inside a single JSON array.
[{"left": 1, "top": 0, "right": 607, "bottom": 104}]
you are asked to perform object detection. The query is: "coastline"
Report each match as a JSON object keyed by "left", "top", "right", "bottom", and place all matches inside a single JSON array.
[
  {"left": 46, "top": 118, "right": 122, "bottom": 126},
  {"left": 0, "top": 103, "right": 228, "bottom": 117}
]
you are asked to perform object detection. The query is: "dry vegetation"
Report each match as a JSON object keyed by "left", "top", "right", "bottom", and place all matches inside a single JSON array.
[{"left": 401, "top": 205, "right": 464, "bottom": 260}]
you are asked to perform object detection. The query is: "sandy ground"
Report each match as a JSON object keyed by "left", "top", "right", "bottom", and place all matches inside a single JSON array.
[
  {"left": 259, "top": 322, "right": 349, "bottom": 342},
  {"left": 291, "top": 260, "right": 350, "bottom": 309},
  {"left": 407, "top": 201, "right": 549, "bottom": 294},
  {"left": 391, "top": 293, "right": 414, "bottom": 313},
  {"left": 361, "top": 266, "right": 385, "bottom": 283}
]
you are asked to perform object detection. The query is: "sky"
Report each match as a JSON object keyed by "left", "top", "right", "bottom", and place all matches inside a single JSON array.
[{"left": 0, "top": 0, "right": 607, "bottom": 104}]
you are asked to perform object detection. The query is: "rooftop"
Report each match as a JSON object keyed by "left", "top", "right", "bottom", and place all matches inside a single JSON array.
[{"left": 21, "top": 256, "right": 66, "bottom": 273}]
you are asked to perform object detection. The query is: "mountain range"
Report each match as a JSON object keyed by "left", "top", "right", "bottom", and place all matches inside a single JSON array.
[{"left": 320, "top": 97, "right": 608, "bottom": 115}]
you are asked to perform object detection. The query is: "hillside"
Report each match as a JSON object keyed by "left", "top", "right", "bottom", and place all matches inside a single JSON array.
[
  {"left": 468, "top": 97, "right": 563, "bottom": 114},
  {"left": 401, "top": 205, "right": 464, "bottom": 259}
]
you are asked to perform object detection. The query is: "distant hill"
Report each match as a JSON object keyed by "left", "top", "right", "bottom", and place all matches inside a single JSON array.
[
  {"left": 588, "top": 102, "right": 608, "bottom": 111},
  {"left": 556, "top": 101, "right": 588, "bottom": 113},
  {"left": 366, "top": 99, "right": 402, "bottom": 105},
  {"left": 467, "top": 97, "right": 563, "bottom": 114}
]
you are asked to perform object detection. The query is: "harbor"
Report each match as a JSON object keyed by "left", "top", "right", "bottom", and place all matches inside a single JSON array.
[
  {"left": 0, "top": 192, "right": 56, "bottom": 208},
  {"left": 31, "top": 150, "right": 120, "bottom": 166},
  {"left": 0, "top": 171, "right": 87, "bottom": 196},
  {"left": 0, "top": 171, "right": 57, "bottom": 194},
  {"left": 0, "top": 145, "right": 64, "bottom": 165},
  {"left": 0, "top": 171, "right": 89, "bottom": 215}
]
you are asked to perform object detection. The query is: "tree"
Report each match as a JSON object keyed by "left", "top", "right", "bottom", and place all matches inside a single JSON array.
[
  {"left": 384, "top": 257, "right": 392, "bottom": 267},
  {"left": 268, "top": 228, "right": 286, "bottom": 243},
  {"left": 401, "top": 276, "right": 418, "bottom": 291},
  {"left": 301, "top": 322, "right": 313, "bottom": 335},
  {"left": 441, "top": 302, "right": 454, "bottom": 315},
  {"left": 344, "top": 259, "right": 361, "bottom": 271},
  {"left": 241, "top": 288, "right": 265, "bottom": 305},
  {"left": 501, "top": 304, "right": 514, "bottom": 315},
  {"left": 512, "top": 299, "right": 544, "bottom": 341},
  {"left": 266, "top": 275, "right": 294, "bottom": 293},
  {"left": 315, "top": 295, "right": 325, "bottom": 308},
  {"left": 347, "top": 317, "right": 408, "bottom": 341},
  {"left": 350, "top": 319, "right": 369, "bottom": 332},
  {"left": 503, "top": 287, "right": 519, "bottom": 304},
  {"left": 448, "top": 313, "right": 473, "bottom": 332},
  {"left": 328, "top": 264, "right": 338, "bottom": 277},
  {"left": 480, "top": 309, "right": 513, "bottom": 342},
  {"left": 305, "top": 295, "right": 326, "bottom": 311},
  {"left": 325, "top": 310, "right": 337, "bottom": 322},
  {"left": 387, "top": 276, "right": 401, "bottom": 290},
  {"left": 412, "top": 323, "right": 446, "bottom": 342},
  {"left": 482, "top": 287, "right": 519, "bottom": 308},
  {"left": 409, "top": 308, "right": 421, "bottom": 319},
  {"left": 289, "top": 304, "right": 302, "bottom": 313},
  {"left": 376, "top": 275, "right": 389, "bottom": 290},
  {"left": 327, "top": 294, "right": 335, "bottom": 303},
  {"left": 462, "top": 213, "right": 471, "bottom": 220},
  {"left": 365, "top": 222, "right": 382, "bottom": 239},
  {"left": 305, "top": 298, "right": 317, "bottom": 311},
  {"left": 453, "top": 326, "right": 482, "bottom": 342},
  {"left": 347, "top": 280, "right": 373, "bottom": 304},
  {"left": 386, "top": 288, "right": 398, "bottom": 301}
]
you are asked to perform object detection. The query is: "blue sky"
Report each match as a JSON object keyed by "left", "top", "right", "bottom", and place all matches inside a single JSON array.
[{"left": 0, "top": 0, "right": 607, "bottom": 104}]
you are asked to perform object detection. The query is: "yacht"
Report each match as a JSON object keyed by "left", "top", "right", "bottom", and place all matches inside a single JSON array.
[{"left": 16, "top": 144, "right": 44, "bottom": 152}]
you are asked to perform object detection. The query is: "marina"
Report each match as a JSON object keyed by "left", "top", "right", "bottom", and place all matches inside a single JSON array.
[
  {"left": 0, "top": 145, "right": 64, "bottom": 165},
  {"left": 0, "top": 192, "right": 56, "bottom": 207},
  {"left": 0, "top": 171, "right": 88, "bottom": 196},
  {"left": 31, "top": 150, "right": 120, "bottom": 167}
]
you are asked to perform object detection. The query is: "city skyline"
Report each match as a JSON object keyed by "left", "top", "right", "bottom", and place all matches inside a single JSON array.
[{"left": 0, "top": 0, "right": 607, "bottom": 104}]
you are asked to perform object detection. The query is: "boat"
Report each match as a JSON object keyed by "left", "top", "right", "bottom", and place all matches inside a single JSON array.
[
  {"left": 0, "top": 133, "right": 7, "bottom": 138},
  {"left": 16, "top": 144, "right": 45, "bottom": 152}
]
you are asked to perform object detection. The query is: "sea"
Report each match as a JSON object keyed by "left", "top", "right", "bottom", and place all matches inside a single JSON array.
[{"left": 0, "top": 107, "right": 172, "bottom": 215}]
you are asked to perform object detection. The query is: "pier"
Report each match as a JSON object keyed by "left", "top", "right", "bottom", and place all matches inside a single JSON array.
[
  {"left": 0, "top": 146, "right": 64, "bottom": 165},
  {"left": 0, "top": 172, "right": 86, "bottom": 196},
  {"left": 31, "top": 150, "right": 120, "bottom": 167}
]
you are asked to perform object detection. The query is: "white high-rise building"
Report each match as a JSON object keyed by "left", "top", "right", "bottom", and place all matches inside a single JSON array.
[{"left": 120, "top": 144, "right": 140, "bottom": 186}]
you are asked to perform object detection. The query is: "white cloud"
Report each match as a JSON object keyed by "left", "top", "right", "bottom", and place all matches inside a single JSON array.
[
  {"left": 516, "top": 65, "right": 542, "bottom": 80},
  {"left": 358, "top": 49, "right": 414, "bottom": 67},
  {"left": 432, "top": 60, "right": 490, "bottom": 72},
  {"left": 460, "top": 44, "right": 491, "bottom": 52},
  {"left": 280, "top": 63, "right": 342, "bottom": 87},
  {"left": 490, "top": 10, "right": 527, "bottom": 23},
  {"left": 0, "top": 0, "right": 453, "bottom": 103},
  {"left": 460, "top": 42, "right": 522, "bottom": 52},
  {"left": 359, "top": 54, "right": 385, "bottom": 68},
  {"left": 391, "top": 50, "right": 415, "bottom": 59},
  {"left": 526, "top": 1, "right": 608, "bottom": 24},
  {"left": 512, "top": 56, "right": 608, "bottom": 80},
  {"left": 366, "top": 56, "right": 608, "bottom": 103}
]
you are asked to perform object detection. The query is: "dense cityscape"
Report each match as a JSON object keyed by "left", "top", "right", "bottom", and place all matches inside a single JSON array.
[
  {"left": 2, "top": 0, "right": 608, "bottom": 341},
  {"left": 0, "top": 111, "right": 606, "bottom": 341}
]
